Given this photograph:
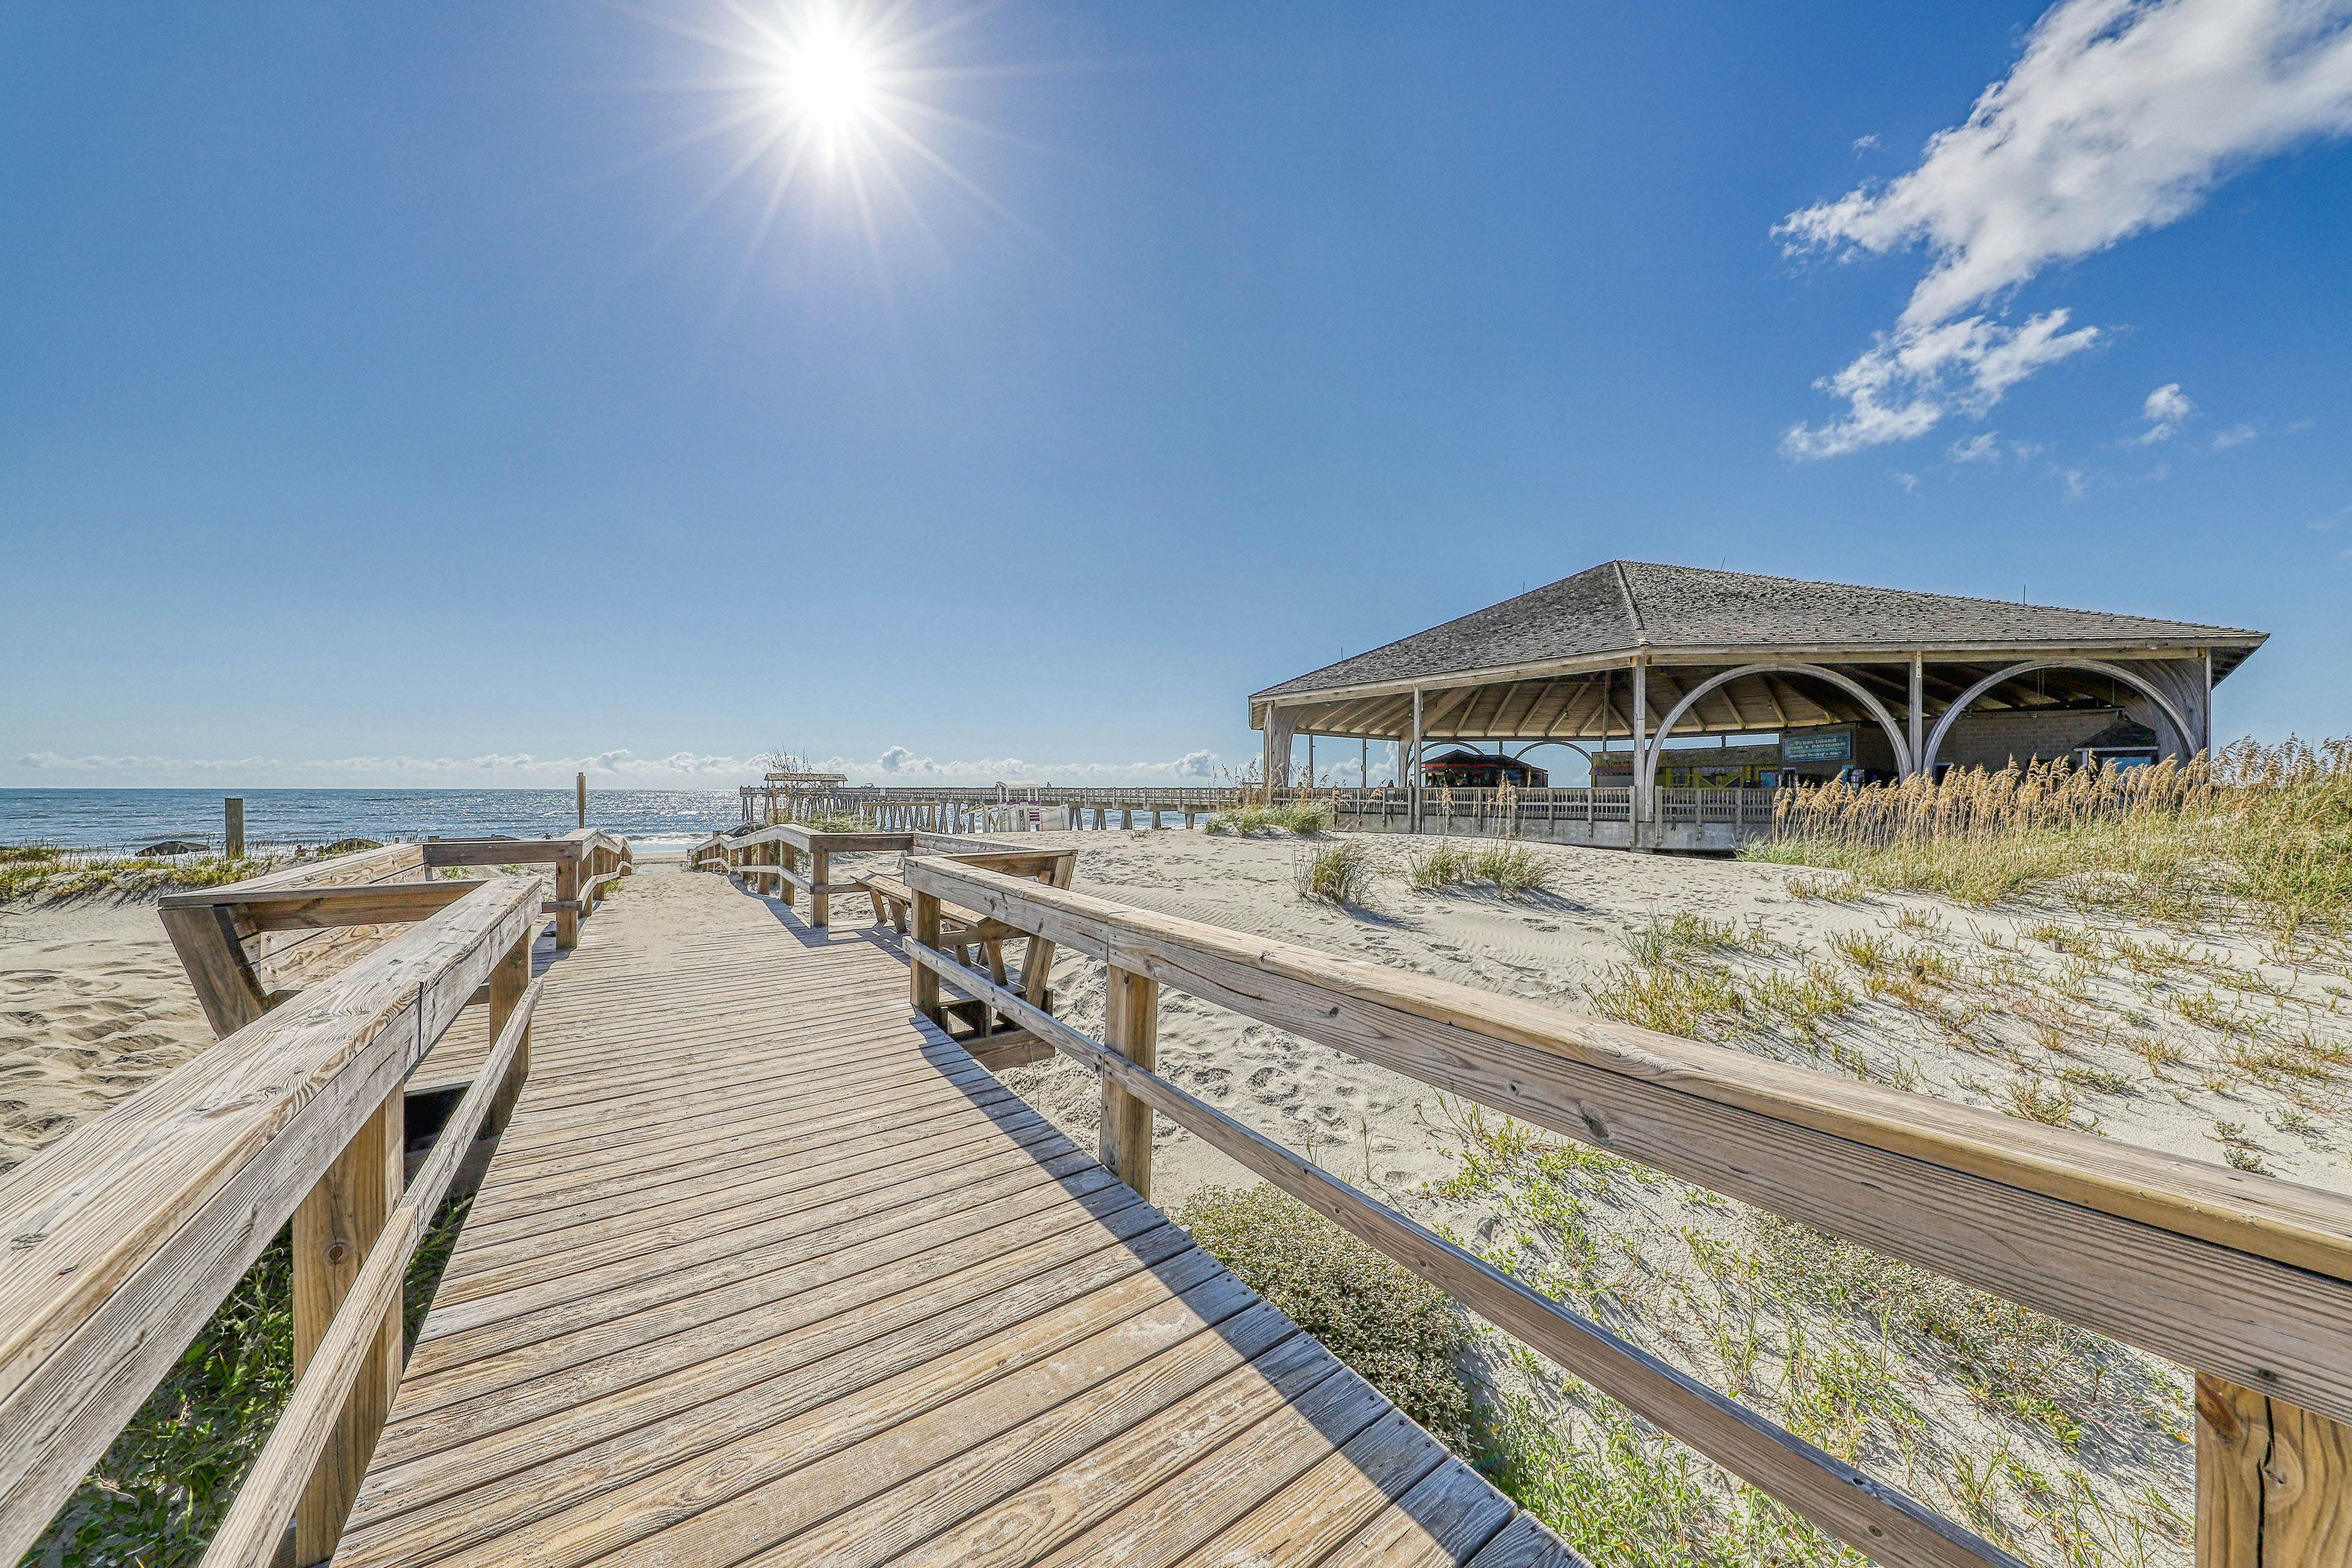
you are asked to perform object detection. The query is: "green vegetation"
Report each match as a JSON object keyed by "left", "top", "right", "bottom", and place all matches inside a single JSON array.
[
  {"left": 1749, "top": 739, "right": 2352, "bottom": 942},
  {"left": 1293, "top": 839, "right": 1377, "bottom": 906},
  {"left": 1406, "top": 841, "right": 1478, "bottom": 892},
  {"left": 0, "top": 849, "right": 271, "bottom": 903},
  {"left": 1403, "top": 840, "right": 1557, "bottom": 898},
  {"left": 1424, "top": 1105, "right": 2186, "bottom": 1568},
  {"left": 1174, "top": 1184, "right": 1477, "bottom": 1452},
  {"left": 1208, "top": 800, "right": 1334, "bottom": 836},
  {"left": 803, "top": 812, "right": 867, "bottom": 833},
  {"left": 30, "top": 1196, "right": 475, "bottom": 1568},
  {"left": 1471, "top": 844, "right": 1557, "bottom": 898}
]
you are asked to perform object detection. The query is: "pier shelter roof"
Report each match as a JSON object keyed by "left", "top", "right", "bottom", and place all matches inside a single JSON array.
[{"left": 1248, "top": 562, "right": 2265, "bottom": 767}]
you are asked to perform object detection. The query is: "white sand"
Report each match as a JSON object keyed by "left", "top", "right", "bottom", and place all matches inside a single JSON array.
[
  {"left": 992, "top": 828, "right": 2352, "bottom": 1212},
  {"left": 0, "top": 891, "right": 212, "bottom": 1174}
]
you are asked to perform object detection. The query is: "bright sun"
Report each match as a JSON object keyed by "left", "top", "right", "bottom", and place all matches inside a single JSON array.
[{"left": 782, "top": 23, "right": 874, "bottom": 134}]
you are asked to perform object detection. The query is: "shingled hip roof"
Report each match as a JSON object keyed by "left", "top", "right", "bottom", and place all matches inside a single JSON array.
[{"left": 1253, "top": 560, "right": 2265, "bottom": 703}]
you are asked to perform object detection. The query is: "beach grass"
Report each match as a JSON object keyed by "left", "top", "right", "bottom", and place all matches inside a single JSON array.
[
  {"left": 1748, "top": 739, "right": 2352, "bottom": 942},
  {"left": 0, "top": 850, "right": 272, "bottom": 903},
  {"left": 1293, "top": 839, "right": 1377, "bottom": 906},
  {"left": 1208, "top": 800, "right": 1334, "bottom": 836}
]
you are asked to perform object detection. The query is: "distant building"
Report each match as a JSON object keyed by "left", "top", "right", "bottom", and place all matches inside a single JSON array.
[
  {"left": 1419, "top": 748, "right": 1549, "bottom": 789},
  {"left": 1249, "top": 560, "right": 2265, "bottom": 847}
]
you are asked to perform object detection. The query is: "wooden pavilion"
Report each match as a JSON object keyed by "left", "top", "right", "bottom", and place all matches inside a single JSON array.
[{"left": 1250, "top": 561, "right": 2265, "bottom": 840}]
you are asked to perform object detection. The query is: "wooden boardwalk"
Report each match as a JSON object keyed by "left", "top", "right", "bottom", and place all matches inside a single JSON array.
[{"left": 334, "top": 866, "right": 1570, "bottom": 1568}]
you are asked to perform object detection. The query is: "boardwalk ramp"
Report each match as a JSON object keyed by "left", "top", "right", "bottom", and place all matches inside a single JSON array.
[{"left": 334, "top": 865, "right": 1566, "bottom": 1567}]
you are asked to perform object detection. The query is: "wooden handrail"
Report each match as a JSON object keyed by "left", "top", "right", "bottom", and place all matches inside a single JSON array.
[
  {"left": 196, "top": 974, "right": 542, "bottom": 1568},
  {"left": 901, "top": 856, "right": 2352, "bottom": 1567},
  {"left": 0, "top": 876, "right": 545, "bottom": 1566}
]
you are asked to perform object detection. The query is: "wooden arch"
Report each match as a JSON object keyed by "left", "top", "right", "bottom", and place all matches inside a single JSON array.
[
  {"left": 1921, "top": 659, "right": 2198, "bottom": 774},
  {"left": 1642, "top": 663, "right": 1914, "bottom": 791}
]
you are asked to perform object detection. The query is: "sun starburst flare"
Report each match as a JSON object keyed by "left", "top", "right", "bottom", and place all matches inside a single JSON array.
[{"left": 619, "top": 0, "right": 1053, "bottom": 294}]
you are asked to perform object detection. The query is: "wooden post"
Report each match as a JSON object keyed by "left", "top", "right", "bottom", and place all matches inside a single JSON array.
[
  {"left": 1408, "top": 691, "right": 1423, "bottom": 833},
  {"left": 911, "top": 889, "right": 942, "bottom": 1022},
  {"left": 811, "top": 848, "right": 829, "bottom": 928},
  {"left": 553, "top": 848, "right": 580, "bottom": 950},
  {"left": 1632, "top": 659, "right": 1649, "bottom": 850},
  {"left": 575, "top": 773, "right": 586, "bottom": 829},
  {"left": 224, "top": 797, "right": 245, "bottom": 859},
  {"left": 292, "top": 1087, "right": 403, "bottom": 1564},
  {"left": 1100, "top": 964, "right": 1160, "bottom": 1199},
  {"left": 485, "top": 932, "right": 531, "bottom": 1137},
  {"left": 1907, "top": 656, "right": 1925, "bottom": 780},
  {"left": 2196, "top": 1374, "right": 2352, "bottom": 1566}
]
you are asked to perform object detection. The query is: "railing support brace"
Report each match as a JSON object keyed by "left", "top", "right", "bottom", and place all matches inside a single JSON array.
[
  {"left": 911, "top": 890, "right": 942, "bottom": 1022},
  {"left": 486, "top": 931, "right": 532, "bottom": 1138},
  {"left": 1100, "top": 964, "right": 1159, "bottom": 1199},
  {"left": 2197, "top": 1374, "right": 2352, "bottom": 1565},
  {"left": 291, "top": 1088, "right": 404, "bottom": 1565}
]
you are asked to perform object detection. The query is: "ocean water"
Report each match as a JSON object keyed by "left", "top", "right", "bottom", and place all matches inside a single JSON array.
[{"left": 0, "top": 788, "right": 741, "bottom": 852}]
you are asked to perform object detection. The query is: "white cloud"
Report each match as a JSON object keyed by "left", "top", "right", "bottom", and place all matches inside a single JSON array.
[
  {"left": 1779, "top": 0, "right": 2352, "bottom": 456},
  {"left": 1782, "top": 310, "right": 2099, "bottom": 458},
  {"left": 1893, "top": 470, "right": 1921, "bottom": 492},
  {"left": 2131, "top": 381, "right": 2195, "bottom": 443},
  {"left": 1948, "top": 431, "right": 2003, "bottom": 463},
  {"left": 2211, "top": 422, "right": 2259, "bottom": 449},
  {"left": 1852, "top": 133, "right": 1882, "bottom": 154}
]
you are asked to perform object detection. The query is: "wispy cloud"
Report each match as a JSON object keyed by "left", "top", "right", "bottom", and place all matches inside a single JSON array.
[
  {"left": 13, "top": 745, "right": 1233, "bottom": 789},
  {"left": 1948, "top": 431, "right": 2003, "bottom": 463},
  {"left": 2131, "top": 382, "right": 2194, "bottom": 444},
  {"left": 1778, "top": 0, "right": 2352, "bottom": 457},
  {"left": 2210, "top": 422, "right": 2259, "bottom": 450}
]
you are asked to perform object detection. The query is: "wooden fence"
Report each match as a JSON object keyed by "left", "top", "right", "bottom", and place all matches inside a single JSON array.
[
  {"left": 898, "top": 856, "right": 2352, "bottom": 1568},
  {"left": 0, "top": 873, "right": 553, "bottom": 1567}
]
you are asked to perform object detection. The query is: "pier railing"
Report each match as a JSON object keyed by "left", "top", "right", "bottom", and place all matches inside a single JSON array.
[
  {"left": 900, "top": 856, "right": 2352, "bottom": 1568},
  {"left": 0, "top": 875, "right": 549, "bottom": 1567}
]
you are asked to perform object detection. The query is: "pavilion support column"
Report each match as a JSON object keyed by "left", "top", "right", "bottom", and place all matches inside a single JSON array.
[
  {"left": 1908, "top": 656, "right": 1925, "bottom": 780},
  {"left": 1263, "top": 706, "right": 1297, "bottom": 792},
  {"left": 2204, "top": 651, "right": 2215, "bottom": 753},
  {"left": 1631, "top": 659, "right": 1649, "bottom": 850},
  {"left": 1408, "top": 689, "right": 1424, "bottom": 835}
]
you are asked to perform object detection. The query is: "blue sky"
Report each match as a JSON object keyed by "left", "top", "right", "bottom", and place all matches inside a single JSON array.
[{"left": 3, "top": 1, "right": 2347, "bottom": 791}]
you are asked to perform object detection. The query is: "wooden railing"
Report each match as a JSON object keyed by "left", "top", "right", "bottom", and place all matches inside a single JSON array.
[
  {"left": 0, "top": 874, "right": 549, "bottom": 1567},
  {"left": 158, "top": 831, "right": 630, "bottom": 1038},
  {"left": 899, "top": 856, "right": 2352, "bottom": 1568}
]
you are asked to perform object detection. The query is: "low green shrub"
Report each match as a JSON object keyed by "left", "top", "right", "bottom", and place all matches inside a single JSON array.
[
  {"left": 1176, "top": 1184, "right": 1477, "bottom": 1452},
  {"left": 1208, "top": 801, "right": 1334, "bottom": 836},
  {"left": 1294, "top": 840, "right": 1376, "bottom": 906},
  {"left": 1472, "top": 844, "right": 1555, "bottom": 898},
  {"left": 1407, "top": 841, "right": 1478, "bottom": 891}
]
